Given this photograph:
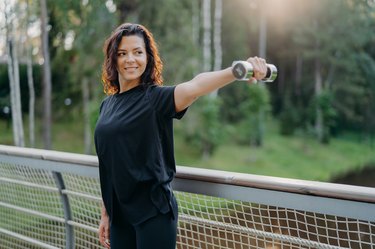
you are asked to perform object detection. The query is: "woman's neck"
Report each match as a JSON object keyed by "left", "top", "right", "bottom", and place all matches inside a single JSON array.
[{"left": 119, "top": 81, "right": 140, "bottom": 93}]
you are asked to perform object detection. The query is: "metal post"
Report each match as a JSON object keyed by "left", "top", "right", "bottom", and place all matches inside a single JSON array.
[{"left": 52, "top": 172, "right": 74, "bottom": 249}]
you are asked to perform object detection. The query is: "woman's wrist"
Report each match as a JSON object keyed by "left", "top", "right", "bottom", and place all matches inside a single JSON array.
[{"left": 101, "top": 203, "right": 108, "bottom": 217}]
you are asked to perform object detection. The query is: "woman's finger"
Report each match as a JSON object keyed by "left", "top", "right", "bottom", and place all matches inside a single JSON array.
[
  {"left": 105, "top": 226, "right": 110, "bottom": 248},
  {"left": 105, "top": 238, "right": 110, "bottom": 248},
  {"left": 98, "top": 226, "right": 105, "bottom": 246},
  {"left": 248, "top": 77, "right": 257, "bottom": 84},
  {"left": 254, "top": 57, "right": 267, "bottom": 80},
  {"left": 259, "top": 58, "right": 267, "bottom": 76},
  {"left": 255, "top": 58, "right": 266, "bottom": 77}
]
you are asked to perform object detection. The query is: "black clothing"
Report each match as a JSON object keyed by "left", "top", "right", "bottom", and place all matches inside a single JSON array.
[
  {"left": 94, "top": 84, "right": 186, "bottom": 225},
  {"left": 110, "top": 192, "right": 177, "bottom": 249}
]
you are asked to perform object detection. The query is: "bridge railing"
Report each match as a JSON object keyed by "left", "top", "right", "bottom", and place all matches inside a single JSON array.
[{"left": 0, "top": 145, "right": 374, "bottom": 249}]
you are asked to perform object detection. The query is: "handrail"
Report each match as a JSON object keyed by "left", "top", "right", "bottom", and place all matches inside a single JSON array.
[
  {"left": 1, "top": 144, "right": 374, "bottom": 203},
  {"left": 1, "top": 144, "right": 374, "bottom": 248}
]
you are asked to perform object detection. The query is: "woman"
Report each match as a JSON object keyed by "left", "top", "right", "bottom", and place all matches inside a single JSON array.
[{"left": 95, "top": 23, "right": 267, "bottom": 249}]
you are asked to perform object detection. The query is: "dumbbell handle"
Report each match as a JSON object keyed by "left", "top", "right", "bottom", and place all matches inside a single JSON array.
[{"left": 232, "top": 61, "right": 278, "bottom": 82}]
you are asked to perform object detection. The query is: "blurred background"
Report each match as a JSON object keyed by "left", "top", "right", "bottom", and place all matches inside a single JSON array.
[{"left": 0, "top": 0, "right": 374, "bottom": 186}]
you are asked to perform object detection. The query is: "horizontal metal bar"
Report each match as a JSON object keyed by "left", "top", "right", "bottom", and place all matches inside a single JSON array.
[
  {"left": 0, "top": 227, "right": 60, "bottom": 249},
  {"left": 172, "top": 178, "right": 375, "bottom": 222},
  {"left": 67, "top": 221, "right": 98, "bottom": 233},
  {"left": 0, "top": 201, "right": 65, "bottom": 223},
  {"left": 179, "top": 214, "right": 345, "bottom": 249},
  {"left": 61, "top": 189, "right": 101, "bottom": 202},
  {"left": 0, "top": 177, "right": 58, "bottom": 192},
  {"left": 0, "top": 154, "right": 99, "bottom": 178},
  {"left": 0, "top": 145, "right": 98, "bottom": 167},
  {"left": 175, "top": 166, "right": 375, "bottom": 204},
  {"left": 0, "top": 145, "right": 374, "bottom": 203}
]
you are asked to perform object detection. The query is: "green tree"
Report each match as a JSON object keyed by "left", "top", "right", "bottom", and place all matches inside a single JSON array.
[
  {"left": 49, "top": 0, "right": 117, "bottom": 153},
  {"left": 240, "top": 84, "right": 271, "bottom": 146},
  {"left": 272, "top": 0, "right": 375, "bottom": 143}
]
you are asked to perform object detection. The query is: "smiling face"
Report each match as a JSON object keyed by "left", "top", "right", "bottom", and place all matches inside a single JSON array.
[{"left": 116, "top": 35, "right": 148, "bottom": 90}]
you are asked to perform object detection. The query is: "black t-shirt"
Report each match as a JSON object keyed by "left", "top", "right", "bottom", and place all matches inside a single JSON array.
[{"left": 94, "top": 84, "right": 187, "bottom": 225}]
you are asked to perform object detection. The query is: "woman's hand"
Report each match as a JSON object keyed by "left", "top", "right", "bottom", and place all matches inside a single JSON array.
[
  {"left": 98, "top": 211, "right": 110, "bottom": 248},
  {"left": 247, "top": 56, "right": 268, "bottom": 84}
]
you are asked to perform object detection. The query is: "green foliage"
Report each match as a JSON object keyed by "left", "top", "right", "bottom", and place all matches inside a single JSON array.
[
  {"left": 278, "top": 98, "right": 301, "bottom": 136},
  {"left": 317, "top": 91, "right": 337, "bottom": 126},
  {"left": 219, "top": 83, "right": 251, "bottom": 123},
  {"left": 182, "top": 96, "right": 222, "bottom": 158},
  {"left": 308, "top": 90, "right": 337, "bottom": 143},
  {"left": 242, "top": 84, "right": 270, "bottom": 113},
  {"left": 43, "top": 0, "right": 118, "bottom": 123},
  {"left": 175, "top": 119, "right": 375, "bottom": 182},
  {"left": 289, "top": 0, "right": 375, "bottom": 139},
  {"left": 0, "top": 64, "right": 42, "bottom": 114},
  {"left": 136, "top": 0, "right": 201, "bottom": 83},
  {"left": 0, "top": 66, "right": 10, "bottom": 115},
  {"left": 239, "top": 84, "right": 271, "bottom": 146}
]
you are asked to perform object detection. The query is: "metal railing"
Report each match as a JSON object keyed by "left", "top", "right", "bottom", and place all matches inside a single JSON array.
[{"left": 0, "top": 144, "right": 374, "bottom": 249}]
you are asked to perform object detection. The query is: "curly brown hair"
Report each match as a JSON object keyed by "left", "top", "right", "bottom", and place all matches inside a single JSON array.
[{"left": 101, "top": 23, "right": 163, "bottom": 95}]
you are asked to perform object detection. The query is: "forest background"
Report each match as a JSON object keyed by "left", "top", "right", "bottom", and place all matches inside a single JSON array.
[{"left": 1, "top": 0, "right": 374, "bottom": 186}]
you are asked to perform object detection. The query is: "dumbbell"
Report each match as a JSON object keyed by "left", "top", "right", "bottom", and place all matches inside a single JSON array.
[{"left": 232, "top": 61, "right": 277, "bottom": 82}]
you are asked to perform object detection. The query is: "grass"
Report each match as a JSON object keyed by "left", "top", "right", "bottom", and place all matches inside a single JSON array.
[
  {"left": 1, "top": 118, "right": 374, "bottom": 182},
  {"left": 0, "top": 117, "right": 88, "bottom": 154},
  {"left": 174, "top": 121, "right": 375, "bottom": 182}
]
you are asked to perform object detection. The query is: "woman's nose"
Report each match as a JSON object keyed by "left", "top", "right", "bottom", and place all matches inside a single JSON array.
[{"left": 125, "top": 53, "right": 135, "bottom": 62}]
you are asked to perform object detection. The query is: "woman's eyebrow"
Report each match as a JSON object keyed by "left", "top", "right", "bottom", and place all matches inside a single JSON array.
[{"left": 117, "top": 47, "right": 143, "bottom": 52}]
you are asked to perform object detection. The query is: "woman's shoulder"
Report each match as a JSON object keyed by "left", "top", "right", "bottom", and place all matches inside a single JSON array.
[
  {"left": 98, "top": 95, "right": 113, "bottom": 110},
  {"left": 146, "top": 84, "right": 175, "bottom": 92},
  {"left": 145, "top": 84, "right": 176, "bottom": 99},
  {"left": 101, "top": 95, "right": 113, "bottom": 104}
]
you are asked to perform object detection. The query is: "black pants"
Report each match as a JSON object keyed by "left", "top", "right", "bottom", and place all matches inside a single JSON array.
[{"left": 110, "top": 203, "right": 177, "bottom": 249}]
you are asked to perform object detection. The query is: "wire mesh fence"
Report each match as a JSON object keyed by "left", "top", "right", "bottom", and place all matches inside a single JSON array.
[
  {"left": 0, "top": 148, "right": 374, "bottom": 249},
  {"left": 176, "top": 192, "right": 374, "bottom": 249}
]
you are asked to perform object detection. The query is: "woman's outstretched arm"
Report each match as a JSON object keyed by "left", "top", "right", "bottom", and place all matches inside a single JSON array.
[{"left": 174, "top": 57, "right": 267, "bottom": 112}]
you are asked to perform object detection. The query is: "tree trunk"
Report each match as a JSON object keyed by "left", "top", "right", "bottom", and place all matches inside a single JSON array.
[
  {"left": 201, "top": 0, "right": 215, "bottom": 159},
  {"left": 258, "top": 7, "right": 267, "bottom": 59},
  {"left": 26, "top": 0, "right": 35, "bottom": 147},
  {"left": 82, "top": 77, "right": 91, "bottom": 154},
  {"left": 191, "top": 0, "right": 200, "bottom": 76},
  {"left": 202, "top": 0, "right": 211, "bottom": 72},
  {"left": 7, "top": 41, "right": 25, "bottom": 147},
  {"left": 40, "top": 0, "right": 52, "bottom": 149},
  {"left": 295, "top": 54, "right": 302, "bottom": 98},
  {"left": 311, "top": 20, "right": 324, "bottom": 143},
  {"left": 315, "top": 55, "right": 324, "bottom": 143},
  {"left": 213, "top": 0, "right": 222, "bottom": 72},
  {"left": 5, "top": 1, "right": 25, "bottom": 147},
  {"left": 210, "top": 0, "right": 222, "bottom": 98},
  {"left": 7, "top": 40, "right": 20, "bottom": 146},
  {"left": 26, "top": 51, "right": 35, "bottom": 147},
  {"left": 12, "top": 37, "right": 25, "bottom": 147},
  {"left": 325, "top": 51, "right": 337, "bottom": 91},
  {"left": 192, "top": 0, "right": 200, "bottom": 46},
  {"left": 253, "top": 6, "right": 268, "bottom": 147}
]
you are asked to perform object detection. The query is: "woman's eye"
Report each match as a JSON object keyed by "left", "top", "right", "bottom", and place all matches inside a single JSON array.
[
  {"left": 117, "top": 52, "right": 126, "bottom": 56},
  {"left": 136, "top": 51, "right": 143, "bottom": 55}
]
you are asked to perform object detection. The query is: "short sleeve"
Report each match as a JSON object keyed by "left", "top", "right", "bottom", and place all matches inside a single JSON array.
[
  {"left": 147, "top": 85, "right": 188, "bottom": 119},
  {"left": 98, "top": 96, "right": 109, "bottom": 114},
  {"left": 99, "top": 101, "right": 104, "bottom": 114}
]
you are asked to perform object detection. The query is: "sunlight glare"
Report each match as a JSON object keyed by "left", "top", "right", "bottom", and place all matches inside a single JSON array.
[
  {"left": 64, "top": 30, "right": 75, "bottom": 51},
  {"left": 105, "top": 0, "right": 116, "bottom": 13}
]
